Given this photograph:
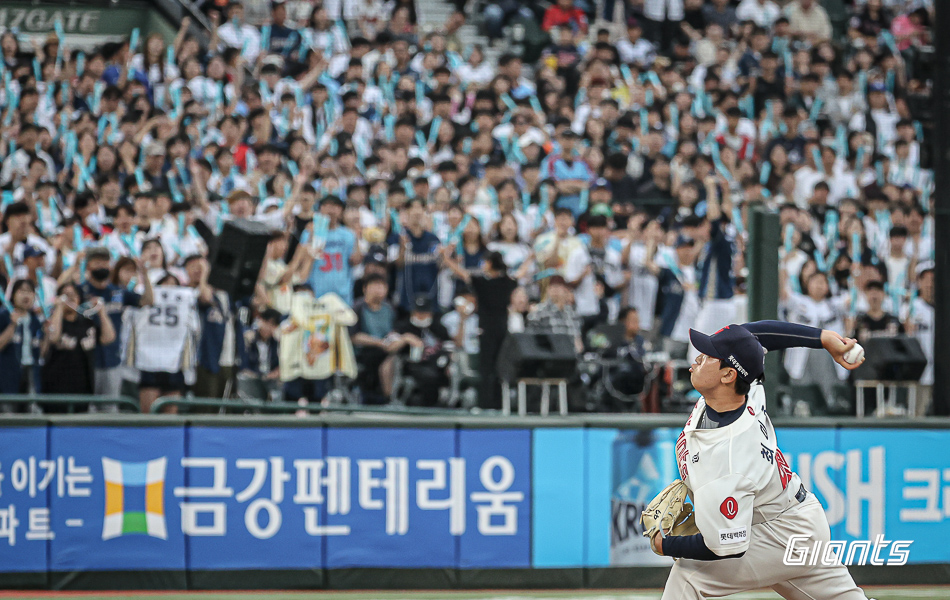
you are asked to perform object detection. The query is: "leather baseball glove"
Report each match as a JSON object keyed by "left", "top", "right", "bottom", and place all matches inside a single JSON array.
[{"left": 640, "top": 479, "right": 700, "bottom": 548}]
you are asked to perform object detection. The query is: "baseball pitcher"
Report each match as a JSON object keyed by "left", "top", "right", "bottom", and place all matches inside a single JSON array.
[{"left": 642, "top": 321, "right": 873, "bottom": 599}]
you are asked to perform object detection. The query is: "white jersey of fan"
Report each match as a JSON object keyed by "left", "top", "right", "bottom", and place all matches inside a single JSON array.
[{"left": 125, "top": 286, "right": 199, "bottom": 373}]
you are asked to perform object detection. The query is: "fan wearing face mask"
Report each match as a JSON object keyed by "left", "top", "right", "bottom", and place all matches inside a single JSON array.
[
  {"left": 79, "top": 246, "right": 154, "bottom": 403},
  {"left": 387, "top": 295, "right": 451, "bottom": 406}
]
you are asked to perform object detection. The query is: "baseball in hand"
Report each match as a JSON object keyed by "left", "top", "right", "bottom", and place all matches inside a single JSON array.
[{"left": 843, "top": 343, "right": 865, "bottom": 364}]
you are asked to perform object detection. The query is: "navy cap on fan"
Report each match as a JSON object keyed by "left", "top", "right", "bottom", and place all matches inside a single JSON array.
[
  {"left": 412, "top": 295, "right": 433, "bottom": 313},
  {"left": 364, "top": 245, "right": 387, "bottom": 266}
]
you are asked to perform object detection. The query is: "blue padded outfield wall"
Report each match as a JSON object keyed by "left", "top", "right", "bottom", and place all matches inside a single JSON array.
[{"left": 0, "top": 423, "right": 948, "bottom": 579}]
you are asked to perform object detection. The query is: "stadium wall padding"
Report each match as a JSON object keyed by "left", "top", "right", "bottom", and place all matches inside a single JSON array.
[{"left": 0, "top": 414, "right": 948, "bottom": 590}]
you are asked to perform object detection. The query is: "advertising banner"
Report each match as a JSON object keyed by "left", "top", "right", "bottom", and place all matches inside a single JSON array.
[
  {"left": 789, "top": 428, "right": 950, "bottom": 564},
  {"left": 530, "top": 426, "right": 950, "bottom": 567},
  {"left": 48, "top": 426, "right": 187, "bottom": 572},
  {"left": 325, "top": 427, "right": 458, "bottom": 568},
  {"left": 184, "top": 426, "right": 325, "bottom": 570},
  {"left": 0, "top": 425, "right": 532, "bottom": 575},
  {"left": 0, "top": 427, "right": 49, "bottom": 573},
  {"left": 0, "top": 422, "right": 947, "bottom": 582},
  {"left": 459, "top": 429, "right": 531, "bottom": 568}
]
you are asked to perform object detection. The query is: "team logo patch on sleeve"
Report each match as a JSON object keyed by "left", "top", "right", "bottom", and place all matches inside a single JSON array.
[
  {"left": 719, "top": 527, "right": 747, "bottom": 545},
  {"left": 720, "top": 497, "right": 738, "bottom": 519}
]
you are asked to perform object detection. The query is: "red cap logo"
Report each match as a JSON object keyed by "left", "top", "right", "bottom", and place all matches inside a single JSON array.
[{"left": 720, "top": 497, "right": 738, "bottom": 519}]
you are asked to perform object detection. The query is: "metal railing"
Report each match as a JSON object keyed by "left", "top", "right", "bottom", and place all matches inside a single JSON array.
[
  {"left": 150, "top": 395, "right": 477, "bottom": 416},
  {"left": 0, "top": 394, "right": 140, "bottom": 413}
]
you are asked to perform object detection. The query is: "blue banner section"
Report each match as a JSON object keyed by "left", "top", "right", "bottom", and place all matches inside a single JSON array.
[
  {"left": 459, "top": 429, "right": 531, "bottom": 568},
  {"left": 184, "top": 427, "right": 324, "bottom": 570},
  {"left": 585, "top": 428, "right": 618, "bottom": 567},
  {"left": 0, "top": 427, "right": 48, "bottom": 572},
  {"left": 779, "top": 428, "right": 950, "bottom": 563},
  {"left": 829, "top": 429, "right": 949, "bottom": 563},
  {"left": 532, "top": 429, "right": 585, "bottom": 567},
  {"left": 49, "top": 427, "right": 186, "bottom": 572},
  {"left": 532, "top": 427, "right": 950, "bottom": 567},
  {"left": 0, "top": 424, "right": 947, "bottom": 574},
  {"left": 325, "top": 427, "right": 458, "bottom": 568}
]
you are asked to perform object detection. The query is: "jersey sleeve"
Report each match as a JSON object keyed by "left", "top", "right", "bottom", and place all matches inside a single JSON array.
[
  {"left": 123, "top": 289, "right": 143, "bottom": 307},
  {"left": 184, "top": 287, "right": 202, "bottom": 333},
  {"left": 692, "top": 473, "right": 755, "bottom": 557},
  {"left": 742, "top": 320, "right": 823, "bottom": 351}
]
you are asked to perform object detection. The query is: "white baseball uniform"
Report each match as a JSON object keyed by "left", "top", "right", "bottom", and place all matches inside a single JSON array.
[{"left": 661, "top": 384, "right": 870, "bottom": 599}]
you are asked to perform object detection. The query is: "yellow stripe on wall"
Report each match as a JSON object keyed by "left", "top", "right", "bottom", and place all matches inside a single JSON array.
[
  {"left": 105, "top": 481, "right": 124, "bottom": 516},
  {"left": 146, "top": 480, "right": 164, "bottom": 516}
]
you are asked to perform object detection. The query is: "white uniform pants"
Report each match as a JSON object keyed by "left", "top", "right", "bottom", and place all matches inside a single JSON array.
[{"left": 661, "top": 496, "right": 869, "bottom": 600}]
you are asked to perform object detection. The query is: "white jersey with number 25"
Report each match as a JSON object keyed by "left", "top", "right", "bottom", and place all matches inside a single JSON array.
[{"left": 127, "top": 286, "right": 200, "bottom": 373}]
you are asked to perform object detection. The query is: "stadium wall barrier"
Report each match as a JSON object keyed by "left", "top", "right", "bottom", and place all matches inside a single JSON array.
[{"left": 0, "top": 413, "right": 948, "bottom": 590}]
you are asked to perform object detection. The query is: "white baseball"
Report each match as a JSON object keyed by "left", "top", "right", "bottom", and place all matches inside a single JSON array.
[{"left": 843, "top": 343, "right": 865, "bottom": 364}]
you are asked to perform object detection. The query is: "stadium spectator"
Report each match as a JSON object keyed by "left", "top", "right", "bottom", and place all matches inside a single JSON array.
[
  {"left": 907, "top": 263, "right": 934, "bottom": 416},
  {"left": 191, "top": 255, "right": 243, "bottom": 400},
  {"left": 79, "top": 247, "right": 153, "bottom": 401},
  {"left": 42, "top": 282, "right": 117, "bottom": 409},
  {"left": 304, "top": 195, "right": 361, "bottom": 304},
  {"left": 131, "top": 272, "right": 203, "bottom": 414},
  {"left": 350, "top": 273, "right": 396, "bottom": 402},
  {"left": 649, "top": 234, "right": 700, "bottom": 358},
  {"left": 784, "top": 0, "right": 833, "bottom": 44},
  {"left": 852, "top": 280, "right": 903, "bottom": 344},
  {"left": 386, "top": 295, "right": 450, "bottom": 406},
  {"left": 238, "top": 307, "right": 282, "bottom": 402},
  {"left": 527, "top": 275, "right": 583, "bottom": 352},
  {"left": 442, "top": 286, "right": 479, "bottom": 356},
  {"left": 0, "top": 280, "right": 44, "bottom": 404},
  {"left": 390, "top": 198, "right": 442, "bottom": 313},
  {"left": 542, "top": 0, "right": 590, "bottom": 34},
  {"left": 0, "top": 0, "right": 937, "bottom": 415}
]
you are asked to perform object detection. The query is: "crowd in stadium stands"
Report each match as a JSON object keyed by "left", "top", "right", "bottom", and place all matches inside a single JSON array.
[{"left": 0, "top": 0, "right": 936, "bottom": 415}]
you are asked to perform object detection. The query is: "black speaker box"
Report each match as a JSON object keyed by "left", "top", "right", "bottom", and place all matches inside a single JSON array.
[
  {"left": 852, "top": 335, "right": 928, "bottom": 382},
  {"left": 496, "top": 332, "right": 578, "bottom": 381},
  {"left": 208, "top": 219, "right": 271, "bottom": 298}
]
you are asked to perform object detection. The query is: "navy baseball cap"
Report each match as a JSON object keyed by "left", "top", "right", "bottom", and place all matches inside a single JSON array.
[
  {"left": 688, "top": 324, "right": 765, "bottom": 383},
  {"left": 23, "top": 245, "right": 44, "bottom": 259},
  {"left": 412, "top": 295, "right": 433, "bottom": 313}
]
